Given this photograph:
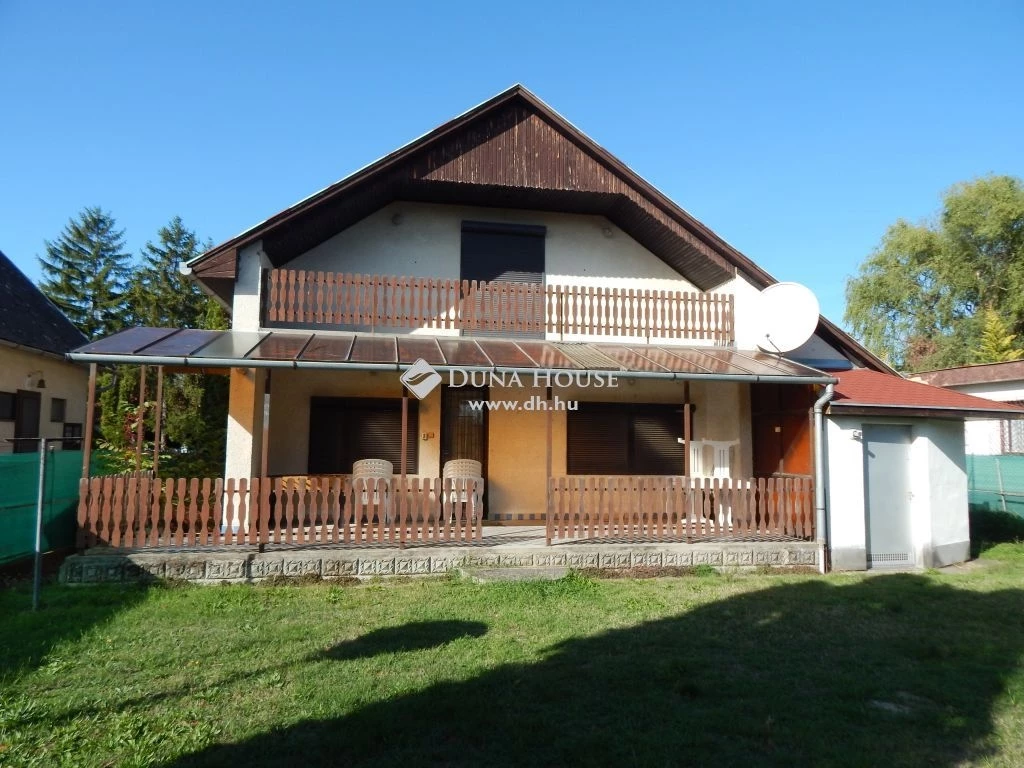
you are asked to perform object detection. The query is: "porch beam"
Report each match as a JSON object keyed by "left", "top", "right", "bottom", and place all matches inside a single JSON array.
[
  {"left": 152, "top": 366, "right": 164, "bottom": 475},
  {"left": 82, "top": 363, "right": 97, "bottom": 478},
  {"left": 135, "top": 365, "right": 147, "bottom": 471},
  {"left": 260, "top": 370, "right": 271, "bottom": 478},
  {"left": 400, "top": 395, "right": 408, "bottom": 478},
  {"left": 683, "top": 381, "right": 691, "bottom": 477}
]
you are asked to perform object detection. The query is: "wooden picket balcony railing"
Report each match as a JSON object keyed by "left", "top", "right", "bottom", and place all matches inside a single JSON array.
[
  {"left": 546, "top": 475, "right": 815, "bottom": 544},
  {"left": 264, "top": 269, "right": 734, "bottom": 343},
  {"left": 77, "top": 475, "right": 484, "bottom": 550}
]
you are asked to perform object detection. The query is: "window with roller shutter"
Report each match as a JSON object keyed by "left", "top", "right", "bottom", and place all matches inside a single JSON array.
[
  {"left": 567, "top": 402, "right": 685, "bottom": 475},
  {"left": 307, "top": 397, "right": 418, "bottom": 475}
]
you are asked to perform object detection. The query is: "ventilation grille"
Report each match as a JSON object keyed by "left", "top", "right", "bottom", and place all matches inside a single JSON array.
[{"left": 868, "top": 552, "right": 911, "bottom": 564}]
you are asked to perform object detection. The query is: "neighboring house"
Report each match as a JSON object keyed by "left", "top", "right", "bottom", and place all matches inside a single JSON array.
[
  {"left": 67, "top": 85, "right": 1024, "bottom": 570},
  {"left": 0, "top": 249, "right": 88, "bottom": 454},
  {"left": 913, "top": 362, "right": 1024, "bottom": 455}
]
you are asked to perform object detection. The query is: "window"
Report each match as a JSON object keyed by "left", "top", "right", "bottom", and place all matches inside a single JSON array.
[
  {"left": 460, "top": 221, "right": 545, "bottom": 338},
  {"left": 1001, "top": 419, "right": 1024, "bottom": 454},
  {"left": 307, "top": 398, "right": 418, "bottom": 475},
  {"left": 999, "top": 401, "right": 1024, "bottom": 454},
  {"left": 0, "top": 391, "right": 14, "bottom": 421},
  {"left": 567, "top": 402, "right": 685, "bottom": 475},
  {"left": 62, "top": 423, "right": 83, "bottom": 451},
  {"left": 51, "top": 397, "right": 66, "bottom": 422}
]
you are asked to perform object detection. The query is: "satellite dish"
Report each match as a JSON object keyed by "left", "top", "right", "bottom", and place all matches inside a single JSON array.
[{"left": 753, "top": 282, "right": 820, "bottom": 353}]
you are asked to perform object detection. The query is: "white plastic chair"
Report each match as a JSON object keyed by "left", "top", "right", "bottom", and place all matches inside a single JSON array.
[
  {"left": 442, "top": 460, "right": 483, "bottom": 523},
  {"left": 352, "top": 459, "right": 393, "bottom": 521}
]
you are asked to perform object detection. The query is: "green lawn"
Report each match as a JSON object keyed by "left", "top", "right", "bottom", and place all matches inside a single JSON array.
[{"left": 3, "top": 536, "right": 1024, "bottom": 766}]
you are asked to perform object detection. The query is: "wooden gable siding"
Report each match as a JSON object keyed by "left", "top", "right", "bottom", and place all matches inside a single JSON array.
[{"left": 198, "top": 97, "right": 734, "bottom": 290}]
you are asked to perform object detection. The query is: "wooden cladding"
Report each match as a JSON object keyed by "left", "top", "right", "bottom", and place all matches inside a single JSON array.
[
  {"left": 546, "top": 475, "right": 814, "bottom": 544},
  {"left": 265, "top": 269, "right": 734, "bottom": 343},
  {"left": 77, "top": 475, "right": 484, "bottom": 549}
]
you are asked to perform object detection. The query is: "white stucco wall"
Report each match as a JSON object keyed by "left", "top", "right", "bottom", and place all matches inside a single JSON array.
[
  {"left": 825, "top": 414, "right": 969, "bottom": 570},
  {"left": 928, "top": 380, "right": 1024, "bottom": 456},
  {"left": 0, "top": 345, "right": 88, "bottom": 454},
  {"left": 232, "top": 242, "right": 271, "bottom": 332},
  {"left": 948, "top": 380, "right": 1024, "bottom": 401},
  {"left": 964, "top": 420, "right": 1002, "bottom": 455}
]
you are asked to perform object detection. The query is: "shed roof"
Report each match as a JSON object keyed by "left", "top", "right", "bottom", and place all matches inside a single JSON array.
[{"left": 830, "top": 369, "right": 1024, "bottom": 419}]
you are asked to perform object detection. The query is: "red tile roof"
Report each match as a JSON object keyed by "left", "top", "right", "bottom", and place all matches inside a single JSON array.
[{"left": 831, "top": 369, "right": 1024, "bottom": 415}]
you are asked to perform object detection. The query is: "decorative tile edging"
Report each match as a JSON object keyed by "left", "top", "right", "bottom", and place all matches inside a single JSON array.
[{"left": 59, "top": 543, "right": 818, "bottom": 585}]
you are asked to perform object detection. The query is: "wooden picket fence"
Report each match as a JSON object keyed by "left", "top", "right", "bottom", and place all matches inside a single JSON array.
[
  {"left": 76, "top": 475, "right": 484, "bottom": 549},
  {"left": 264, "top": 269, "right": 734, "bottom": 343},
  {"left": 546, "top": 476, "right": 815, "bottom": 544}
]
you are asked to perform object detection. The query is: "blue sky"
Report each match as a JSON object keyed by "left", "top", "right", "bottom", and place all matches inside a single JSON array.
[{"left": 1, "top": 1, "right": 1021, "bottom": 325}]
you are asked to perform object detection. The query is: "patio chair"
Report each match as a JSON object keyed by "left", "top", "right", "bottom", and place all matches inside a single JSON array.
[
  {"left": 442, "top": 459, "right": 484, "bottom": 524},
  {"left": 352, "top": 459, "right": 394, "bottom": 522}
]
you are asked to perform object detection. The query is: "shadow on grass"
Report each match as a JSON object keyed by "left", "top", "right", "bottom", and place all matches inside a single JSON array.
[
  {"left": 316, "top": 620, "right": 487, "bottom": 662},
  {"left": 165, "top": 574, "right": 1024, "bottom": 768},
  {"left": 0, "top": 582, "right": 151, "bottom": 676},
  {"left": 970, "top": 506, "right": 1024, "bottom": 557}
]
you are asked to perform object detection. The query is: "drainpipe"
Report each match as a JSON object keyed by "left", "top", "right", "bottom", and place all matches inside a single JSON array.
[{"left": 813, "top": 383, "right": 835, "bottom": 574}]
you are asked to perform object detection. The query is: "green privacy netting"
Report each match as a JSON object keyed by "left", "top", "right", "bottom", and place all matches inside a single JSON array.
[
  {"left": 967, "top": 454, "right": 1024, "bottom": 518},
  {"left": 0, "top": 450, "right": 86, "bottom": 564}
]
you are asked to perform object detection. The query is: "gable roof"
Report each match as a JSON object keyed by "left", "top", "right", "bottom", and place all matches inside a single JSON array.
[
  {"left": 0, "top": 248, "right": 87, "bottom": 356},
  {"left": 830, "top": 368, "right": 1024, "bottom": 419},
  {"left": 187, "top": 84, "right": 893, "bottom": 374},
  {"left": 913, "top": 360, "right": 1024, "bottom": 388}
]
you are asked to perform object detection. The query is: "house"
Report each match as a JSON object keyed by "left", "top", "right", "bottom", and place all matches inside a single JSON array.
[
  {"left": 65, "top": 85, "right": 1024, "bottom": 573},
  {"left": 0, "top": 249, "right": 88, "bottom": 454},
  {"left": 913, "top": 362, "right": 1024, "bottom": 455}
]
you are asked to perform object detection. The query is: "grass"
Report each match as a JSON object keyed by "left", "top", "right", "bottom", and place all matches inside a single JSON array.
[{"left": 2, "top": 540, "right": 1024, "bottom": 765}]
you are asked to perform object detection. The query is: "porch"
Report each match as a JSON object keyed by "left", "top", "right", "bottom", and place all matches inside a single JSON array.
[{"left": 74, "top": 472, "right": 814, "bottom": 550}]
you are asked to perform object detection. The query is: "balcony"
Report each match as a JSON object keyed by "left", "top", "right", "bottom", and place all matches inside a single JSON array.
[{"left": 263, "top": 269, "right": 735, "bottom": 344}]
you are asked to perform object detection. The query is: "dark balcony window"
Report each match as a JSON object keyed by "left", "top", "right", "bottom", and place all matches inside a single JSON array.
[
  {"left": 567, "top": 402, "right": 685, "bottom": 475},
  {"left": 307, "top": 397, "right": 418, "bottom": 475}
]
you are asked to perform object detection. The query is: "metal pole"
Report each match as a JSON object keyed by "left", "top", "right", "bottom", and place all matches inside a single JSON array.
[
  {"left": 995, "top": 456, "right": 1008, "bottom": 514},
  {"left": 33, "top": 438, "right": 49, "bottom": 611},
  {"left": 812, "top": 384, "right": 835, "bottom": 574}
]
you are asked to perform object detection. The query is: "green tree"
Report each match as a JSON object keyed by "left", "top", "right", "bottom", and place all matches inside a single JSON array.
[
  {"left": 38, "top": 207, "right": 132, "bottom": 339},
  {"left": 976, "top": 308, "right": 1024, "bottom": 363},
  {"left": 128, "top": 216, "right": 226, "bottom": 329},
  {"left": 845, "top": 175, "right": 1024, "bottom": 371},
  {"left": 117, "top": 217, "right": 229, "bottom": 476}
]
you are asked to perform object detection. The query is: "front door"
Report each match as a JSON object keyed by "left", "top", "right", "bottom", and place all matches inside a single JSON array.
[
  {"left": 863, "top": 424, "right": 914, "bottom": 568},
  {"left": 13, "top": 390, "right": 41, "bottom": 454},
  {"left": 440, "top": 386, "right": 488, "bottom": 516}
]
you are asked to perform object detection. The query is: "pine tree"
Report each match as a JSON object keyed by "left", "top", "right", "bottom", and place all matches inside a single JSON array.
[
  {"left": 128, "top": 216, "right": 226, "bottom": 329},
  {"left": 38, "top": 207, "right": 132, "bottom": 339},
  {"left": 976, "top": 308, "right": 1024, "bottom": 363},
  {"left": 118, "top": 216, "right": 229, "bottom": 476}
]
